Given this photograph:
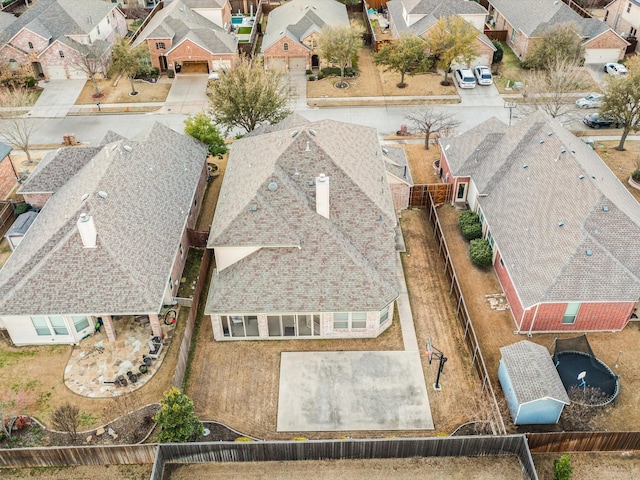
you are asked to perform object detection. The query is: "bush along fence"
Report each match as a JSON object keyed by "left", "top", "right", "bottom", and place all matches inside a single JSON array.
[
  {"left": 150, "top": 436, "right": 538, "bottom": 480},
  {"left": 423, "top": 191, "right": 506, "bottom": 435}
]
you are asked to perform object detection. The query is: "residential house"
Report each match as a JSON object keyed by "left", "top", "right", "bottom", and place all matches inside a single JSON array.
[
  {"left": 0, "top": 142, "right": 18, "bottom": 200},
  {"left": 498, "top": 340, "right": 570, "bottom": 425},
  {"left": 385, "top": 0, "right": 496, "bottom": 67},
  {"left": 261, "top": 0, "right": 349, "bottom": 72},
  {"left": 603, "top": 0, "right": 640, "bottom": 51},
  {"left": 0, "top": 0, "right": 127, "bottom": 80},
  {"left": 439, "top": 111, "right": 640, "bottom": 333},
  {"left": 205, "top": 116, "right": 399, "bottom": 340},
  {"left": 487, "top": 0, "right": 628, "bottom": 64},
  {"left": 132, "top": 0, "right": 237, "bottom": 74},
  {"left": 0, "top": 123, "right": 208, "bottom": 346}
]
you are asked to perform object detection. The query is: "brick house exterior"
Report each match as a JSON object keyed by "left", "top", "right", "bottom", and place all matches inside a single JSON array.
[
  {"left": 487, "top": 0, "right": 627, "bottom": 64},
  {"left": 439, "top": 112, "right": 640, "bottom": 333},
  {"left": 0, "top": 0, "right": 126, "bottom": 80},
  {"left": 262, "top": 0, "right": 349, "bottom": 72},
  {"left": 132, "top": 0, "right": 237, "bottom": 73},
  {"left": 604, "top": 0, "right": 640, "bottom": 53},
  {"left": 205, "top": 116, "right": 399, "bottom": 341}
]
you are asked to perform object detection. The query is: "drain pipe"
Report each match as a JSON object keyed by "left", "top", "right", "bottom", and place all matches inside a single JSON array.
[{"left": 527, "top": 303, "right": 540, "bottom": 337}]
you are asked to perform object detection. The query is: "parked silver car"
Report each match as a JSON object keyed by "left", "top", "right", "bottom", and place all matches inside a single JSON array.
[
  {"left": 575, "top": 93, "right": 603, "bottom": 109},
  {"left": 454, "top": 68, "right": 476, "bottom": 89},
  {"left": 473, "top": 66, "right": 493, "bottom": 85}
]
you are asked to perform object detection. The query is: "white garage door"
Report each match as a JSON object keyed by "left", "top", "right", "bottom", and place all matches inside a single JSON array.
[
  {"left": 288, "top": 56, "right": 307, "bottom": 72},
  {"left": 584, "top": 48, "right": 622, "bottom": 65},
  {"left": 212, "top": 59, "right": 232, "bottom": 73},
  {"left": 453, "top": 54, "right": 492, "bottom": 70},
  {"left": 266, "top": 57, "right": 286, "bottom": 71},
  {"left": 46, "top": 65, "right": 86, "bottom": 80}
]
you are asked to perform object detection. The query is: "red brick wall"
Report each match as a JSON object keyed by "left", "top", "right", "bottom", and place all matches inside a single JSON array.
[
  {"left": 493, "top": 249, "right": 524, "bottom": 330},
  {"left": 263, "top": 35, "right": 310, "bottom": 69},
  {"left": 22, "top": 193, "right": 51, "bottom": 209},
  {"left": 164, "top": 40, "right": 235, "bottom": 72},
  {"left": 439, "top": 151, "right": 454, "bottom": 185},
  {"left": 522, "top": 301, "right": 634, "bottom": 333},
  {"left": 584, "top": 29, "right": 626, "bottom": 60},
  {"left": 147, "top": 38, "right": 172, "bottom": 70}
]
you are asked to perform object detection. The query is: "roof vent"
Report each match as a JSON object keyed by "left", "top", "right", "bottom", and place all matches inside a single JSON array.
[
  {"left": 539, "top": 140, "right": 544, "bottom": 144},
  {"left": 250, "top": 204, "right": 258, "bottom": 211},
  {"left": 547, "top": 132, "right": 553, "bottom": 136},
  {"left": 560, "top": 147, "right": 566, "bottom": 153},
  {"left": 309, "top": 129, "right": 317, "bottom": 136},
  {"left": 522, "top": 164, "right": 528, "bottom": 169},
  {"left": 123, "top": 145, "right": 133, "bottom": 152},
  {"left": 586, "top": 249, "right": 593, "bottom": 256},
  {"left": 308, "top": 180, "right": 314, "bottom": 186},
  {"left": 111, "top": 144, "right": 118, "bottom": 151},
  {"left": 97, "top": 191, "right": 108, "bottom": 199},
  {"left": 291, "top": 130, "right": 298, "bottom": 137},
  {"left": 382, "top": 147, "right": 389, "bottom": 154},
  {"left": 81, "top": 193, "right": 89, "bottom": 202},
  {"left": 591, "top": 175, "right": 596, "bottom": 179},
  {"left": 557, "top": 221, "right": 565, "bottom": 227},
  {"left": 268, "top": 182, "right": 278, "bottom": 191},
  {"left": 602, "top": 205, "right": 609, "bottom": 212},
  {"left": 578, "top": 174, "right": 585, "bottom": 179}
]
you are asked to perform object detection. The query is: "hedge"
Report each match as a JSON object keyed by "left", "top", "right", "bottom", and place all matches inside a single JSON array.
[{"left": 470, "top": 239, "right": 492, "bottom": 267}]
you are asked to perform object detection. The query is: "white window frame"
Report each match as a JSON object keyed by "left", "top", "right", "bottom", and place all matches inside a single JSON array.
[
  {"left": 333, "top": 312, "right": 367, "bottom": 330},
  {"left": 379, "top": 304, "right": 391, "bottom": 325},
  {"left": 267, "top": 313, "right": 320, "bottom": 337},
  {"left": 562, "top": 303, "right": 580, "bottom": 324}
]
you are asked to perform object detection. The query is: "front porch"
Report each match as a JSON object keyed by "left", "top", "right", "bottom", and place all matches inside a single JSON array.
[{"left": 64, "top": 309, "right": 178, "bottom": 398}]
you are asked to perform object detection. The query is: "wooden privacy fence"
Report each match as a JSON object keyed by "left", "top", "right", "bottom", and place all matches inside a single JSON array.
[
  {"left": 484, "top": 29, "right": 507, "bottom": 42},
  {"left": 0, "top": 444, "right": 156, "bottom": 468},
  {"left": 172, "top": 248, "right": 212, "bottom": 389},
  {"left": 528, "top": 431, "right": 640, "bottom": 453},
  {"left": 423, "top": 192, "right": 506, "bottom": 435},
  {"left": 150, "top": 436, "right": 537, "bottom": 480},
  {"left": 409, "top": 183, "right": 452, "bottom": 208},
  {"left": 0, "top": 201, "right": 14, "bottom": 238},
  {"left": 187, "top": 229, "right": 209, "bottom": 248}
]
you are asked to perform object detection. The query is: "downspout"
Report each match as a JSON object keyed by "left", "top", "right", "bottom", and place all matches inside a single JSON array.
[{"left": 527, "top": 303, "right": 540, "bottom": 337}]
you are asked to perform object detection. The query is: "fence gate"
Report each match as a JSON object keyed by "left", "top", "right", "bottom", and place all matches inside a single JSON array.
[{"left": 409, "top": 184, "right": 451, "bottom": 208}]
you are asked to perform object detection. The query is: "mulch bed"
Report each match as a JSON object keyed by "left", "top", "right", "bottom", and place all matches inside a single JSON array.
[{"left": 199, "top": 421, "right": 257, "bottom": 442}]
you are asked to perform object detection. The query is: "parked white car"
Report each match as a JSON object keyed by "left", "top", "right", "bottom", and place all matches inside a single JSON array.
[
  {"left": 454, "top": 68, "right": 476, "bottom": 89},
  {"left": 473, "top": 66, "right": 493, "bottom": 85},
  {"left": 604, "top": 63, "right": 627, "bottom": 75},
  {"left": 575, "top": 93, "right": 603, "bottom": 109}
]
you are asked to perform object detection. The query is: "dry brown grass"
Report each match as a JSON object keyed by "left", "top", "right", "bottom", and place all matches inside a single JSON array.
[
  {"left": 533, "top": 452, "right": 640, "bottom": 480},
  {"left": 75, "top": 78, "right": 171, "bottom": 105},
  {"left": 402, "top": 143, "right": 442, "bottom": 184},
  {"left": 3, "top": 465, "right": 152, "bottom": 480},
  {"left": 593, "top": 140, "right": 640, "bottom": 203}
]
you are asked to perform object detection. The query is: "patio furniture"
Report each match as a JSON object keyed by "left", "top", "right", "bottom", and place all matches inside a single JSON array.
[{"left": 147, "top": 338, "right": 163, "bottom": 359}]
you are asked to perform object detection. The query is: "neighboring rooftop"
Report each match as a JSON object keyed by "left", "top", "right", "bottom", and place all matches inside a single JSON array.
[{"left": 387, "top": 0, "right": 486, "bottom": 36}]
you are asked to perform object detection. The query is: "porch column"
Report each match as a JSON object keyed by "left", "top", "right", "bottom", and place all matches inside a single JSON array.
[
  {"left": 149, "top": 314, "right": 163, "bottom": 338},
  {"left": 102, "top": 315, "right": 116, "bottom": 342}
]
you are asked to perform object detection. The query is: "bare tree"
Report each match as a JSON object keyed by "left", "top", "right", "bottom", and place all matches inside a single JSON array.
[
  {"left": 520, "top": 55, "right": 589, "bottom": 121},
  {"left": 407, "top": 108, "right": 460, "bottom": 150},
  {"left": 68, "top": 43, "right": 110, "bottom": 98},
  {"left": 0, "top": 87, "right": 40, "bottom": 164},
  {"left": 51, "top": 403, "right": 80, "bottom": 444}
]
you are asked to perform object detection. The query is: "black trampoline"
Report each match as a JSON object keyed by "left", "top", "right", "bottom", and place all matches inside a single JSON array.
[{"left": 553, "top": 335, "right": 619, "bottom": 407}]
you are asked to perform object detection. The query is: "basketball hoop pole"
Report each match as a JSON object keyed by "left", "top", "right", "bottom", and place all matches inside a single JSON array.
[{"left": 426, "top": 338, "right": 447, "bottom": 391}]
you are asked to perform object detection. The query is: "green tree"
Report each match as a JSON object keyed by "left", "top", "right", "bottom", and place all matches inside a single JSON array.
[
  {"left": 554, "top": 454, "right": 572, "bottom": 480},
  {"left": 600, "top": 56, "right": 640, "bottom": 151},
  {"left": 154, "top": 387, "right": 204, "bottom": 443},
  {"left": 424, "top": 16, "right": 479, "bottom": 84},
  {"left": 492, "top": 41, "right": 503, "bottom": 64},
  {"left": 469, "top": 239, "right": 492, "bottom": 267},
  {"left": 522, "top": 23, "right": 584, "bottom": 69},
  {"left": 208, "top": 56, "right": 292, "bottom": 133},
  {"left": 317, "top": 21, "right": 364, "bottom": 88},
  {"left": 184, "top": 112, "right": 227, "bottom": 157},
  {"left": 373, "top": 33, "right": 431, "bottom": 88},
  {"left": 111, "top": 39, "right": 148, "bottom": 96}
]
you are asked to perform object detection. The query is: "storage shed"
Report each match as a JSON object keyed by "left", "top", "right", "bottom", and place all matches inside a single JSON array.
[
  {"left": 5, "top": 210, "right": 38, "bottom": 251},
  {"left": 498, "top": 340, "right": 570, "bottom": 425}
]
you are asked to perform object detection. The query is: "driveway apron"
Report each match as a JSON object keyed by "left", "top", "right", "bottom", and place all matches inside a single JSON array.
[
  {"left": 29, "top": 79, "right": 86, "bottom": 118},
  {"left": 161, "top": 74, "right": 209, "bottom": 115}
]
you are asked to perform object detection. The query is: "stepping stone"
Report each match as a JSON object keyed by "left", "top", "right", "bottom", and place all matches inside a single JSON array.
[
  {"left": 86, "top": 435, "right": 92, "bottom": 443},
  {"left": 96, "top": 427, "right": 105, "bottom": 436}
]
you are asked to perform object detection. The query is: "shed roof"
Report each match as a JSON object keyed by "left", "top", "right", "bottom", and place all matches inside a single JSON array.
[
  {"left": 5, "top": 210, "right": 38, "bottom": 238},
  {"left": 0, "top": 142, "right": 11, "bottom": 160},
  {"left": 500, "top": 340, "right": 570, "bottom": 405}
]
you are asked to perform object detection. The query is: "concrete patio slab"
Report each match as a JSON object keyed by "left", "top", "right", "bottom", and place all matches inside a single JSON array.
[{"left": 277, "top": 351, "right": 434, "bottom": 431}]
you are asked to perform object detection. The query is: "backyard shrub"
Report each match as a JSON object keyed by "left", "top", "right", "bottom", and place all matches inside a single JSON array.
[
  {"left": 321, "top": 67, "right": 342, "bottom": 77},
  {"left": 13, "top": 203, "right": 31, "bottom": 217},
  {"left": 469, "top": 239, "right": 492, "bottom": 267},
  {"left": 135, "top": 65, "right": 159, "bottom": 79},
  {"left": 492, "top": 41, "right": 504, "bottom": 64},
  {"left": 461, "top": 221, "right": 483, "bottom": 240},
  {"left": 154, "top": 387, "right": 203, "bottom": 443},
  {"left": 458, "top": 210, "right": 479, "bottom": 227},
  {"left": 305, "top": 69, "right": 312, "bottom": 75},
  {"left": 553, "top": 454, "right": 572, "bottom": 480},
  {"left": 632, "top": 169, "right": 640, "bottom": 182}
]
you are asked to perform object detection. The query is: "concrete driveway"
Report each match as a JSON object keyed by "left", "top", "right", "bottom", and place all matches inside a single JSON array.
[
  {"left": 29, "top": 79, "right": 86, "bottom": 118},
  {"left": 455, "top": 81, "right": 504, "bottom": 107},
  {"left": 161, "top": 73, "right": 209, "bottom": 115}
]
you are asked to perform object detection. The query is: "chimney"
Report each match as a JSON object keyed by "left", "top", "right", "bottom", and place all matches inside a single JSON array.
[
  {"left": 77, "top": 213, "right": 97, "bottom": 248},
  {"left": 315, "top": 173, "right": 329, "bottom": 219}
]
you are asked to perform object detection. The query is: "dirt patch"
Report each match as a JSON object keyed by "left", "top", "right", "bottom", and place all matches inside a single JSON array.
[
  {"left": 75, "top": 77, "right": 171, "bottom": 105},
  {"left": 1, "top": 465, "right": 152, "bottom": 480},
  {"left": 196, "top": 153, "right": 228, "bottom": 231},
  {"left": 164, "top": 456, "right": 524, "bottom": 480},
  {"left": 402, "top": 143, "right": 442, "bottom": 184},
  {"left": 593, "top": 140, "right": 640, "bottom": 203},
  {"left": 533, "top": 452, "right": 640, "bottom": 480}
]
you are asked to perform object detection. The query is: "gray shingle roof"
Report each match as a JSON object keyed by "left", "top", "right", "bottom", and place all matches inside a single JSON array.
[
  {"left": 262, "top": 0, "right": 349, "bottom": 52},
  {"left": 489, "top": 0, "right": 611, "bottom": 39},
  {"left": 0, "top": 11, "right": 16, "bottom": 32},
  {"left": 5, "top": 211, "right": 37, "bottom": 237},
  {"left": 442, "top": 111, "right": 640, "bottom": 308},
  {"left": 132, "top": 0, "right": 236, "bottom": 53},
  {"left": 0, "top": 141, "right": 11, "bottom": 160},
  {"left": 500, "top": 340, "right": 570, "bottom": 405},
  {"left": 205, "top": 119, "right": 399, "bottom": 314},
  {"left": 0, "top": 0, "right": 117, "bottom": 46},
  {"left": 383, "top": 146, "right": 413, "bottom": 186},
  {"left": 0, "top": 123, "right": 208, "bottom": 316}
]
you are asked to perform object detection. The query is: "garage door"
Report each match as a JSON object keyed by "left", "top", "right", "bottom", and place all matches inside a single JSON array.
[
  {"left": 584, "top": 48, "right": 622, "bottom": 65},
  {"left": 212, "top": 60, "right": 232, "bottom": 73},
  {"left": 181, "top": 61, "right": 209, "bottom": 73},
  {"left": 266, "top": 57, "right": 286, "bottom": 71},
  {"left": 46, "top": 65, "right": 87, "bottom": 80},
  {"left": 68, "top": 67, "right": 87, "bottom": 79},
  {"left": 288, "top": 56, "right": 307, "bottom": 72}
]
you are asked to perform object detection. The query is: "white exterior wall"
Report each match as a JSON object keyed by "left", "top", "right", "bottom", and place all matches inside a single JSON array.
[
  {"left": 467, "top": 180, "right": 479, "bottom": 212},
  {"left": 215, "top": 246, "right": 261, "bottom": 271},
  {"left": 460, "top": 14, "right": 487, "bottom": 31},
  {"left": 1, "top": 315, "right": 94, "bottom": 346}
]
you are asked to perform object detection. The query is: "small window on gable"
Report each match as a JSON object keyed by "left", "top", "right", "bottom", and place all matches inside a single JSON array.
[
  {"left": 28, "top": 41, "right": 34, "bottom": 50},
  {"left": 156, "top": 42, "right": 166, "bottom": 50},
  {"left": 283, "top": 42, "right": 289, "bottom": 51},
  {"left": 59, "top": 50, "right": 65, "bottom": 58}
]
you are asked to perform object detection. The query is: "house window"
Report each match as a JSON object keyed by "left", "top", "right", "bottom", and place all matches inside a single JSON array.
[
  {"left": 456, "top": 182, "right": 467, "bottom": 200},
  {"left": 31, "top": 316, "right": 51, "bottom": 336},
  {"left": 627, "top": 2, "right": 632, "bottom": 13},
  {"left": 28, "top": 41, "right": 34, "bottom": 50},
  {"left": 562, "top": 303, "right": 580, "bottom": 324},
  {"left": 221, "top": 315, "right": 260, "bottom": 337},
  {"left": 333, "top": 312, "right": 367, "bottom": 330},
  {"left": 72, "top": 315, "right": 90, "bottom": 332},
  {"left": 49, "top": 316, "right": 69, "bottom": 335},
  {"left": 477, "top": 207, "right": 485, "bottom": 226},
  {"left": 59, "top": 50, "right": 65, "bottom": 58},
  {"left": 631, "top": 27, "right": 638, "bottom": 37},
  {"left": 510, "top": 29, "right": 517, "bottom": 44},
  {"left": 267, "top": 314, "right": 320, "bottom": 337},
  {"left": 379, "top": 304, "right": 391, "bottom": 325},
  {"left": 9, "top": 59, "right": 18, "bottom": 71},
  {"left": 486, "top": 230, "right": 495, "bottom": 249},
  {"left": 179, "top": 243, "right": 184, "bottom": 256},
  {"left": 499, "top": 257, "right": 504, "bottom": 267},
  {"left": 156, "top": 42, "right": 166, "bottom": 50},
  {"left": 283, "top": 42, "right": 289, "bottom": 51}
]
